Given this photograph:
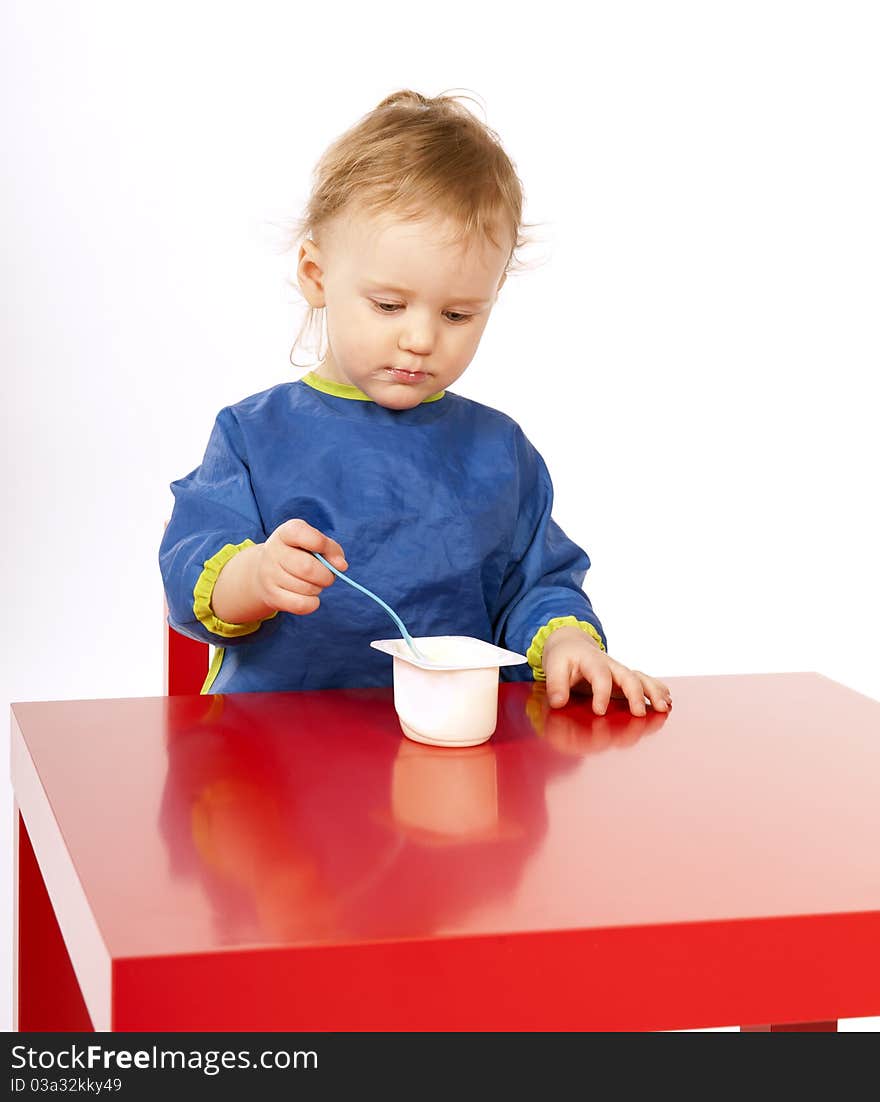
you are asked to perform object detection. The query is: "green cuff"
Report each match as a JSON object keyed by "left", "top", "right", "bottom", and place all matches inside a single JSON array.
[
  {"left": 526, "top": 615, "right": 606, "bottom": 681},
  {"left": 192, "top": 539, "right": 278, "bottom": 638}
]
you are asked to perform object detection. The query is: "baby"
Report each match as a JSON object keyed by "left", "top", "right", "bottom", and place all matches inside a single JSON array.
[{"left": 159, "top": 89, "right": 671, "bottom": 716}]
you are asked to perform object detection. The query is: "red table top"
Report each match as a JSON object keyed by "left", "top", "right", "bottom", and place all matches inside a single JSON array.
[{"left": 11, "top": 673, "right": 880, "bottom": 1030}]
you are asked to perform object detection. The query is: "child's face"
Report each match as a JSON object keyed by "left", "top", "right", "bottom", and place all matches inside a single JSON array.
[{"left": 297, "top": 208, "right": 510, "bottom": 409}]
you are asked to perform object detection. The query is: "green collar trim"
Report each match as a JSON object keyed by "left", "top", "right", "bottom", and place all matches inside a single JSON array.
[{"left": 301, "top": 371, "right": 446, "bottom": 404}]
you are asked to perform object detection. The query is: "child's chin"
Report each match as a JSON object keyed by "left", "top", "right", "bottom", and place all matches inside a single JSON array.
[{"left": 374, "top": 388, "right": 424, "bottom": 410}]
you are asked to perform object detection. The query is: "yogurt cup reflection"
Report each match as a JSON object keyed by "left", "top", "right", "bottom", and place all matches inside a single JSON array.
[{"left": 390, "top": 740, "right": 503, "bottom": 845}]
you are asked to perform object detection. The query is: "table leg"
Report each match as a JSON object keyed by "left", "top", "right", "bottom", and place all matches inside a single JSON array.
[
  {"left": 741, "top": 1022, "right": 838, "bottom": 1031},
  {"left": 14, "top": 808, "right": 94, "bottom": 1031}
]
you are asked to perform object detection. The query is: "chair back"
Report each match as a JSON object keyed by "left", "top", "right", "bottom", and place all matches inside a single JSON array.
[
  {"left": 162, "top": 519, "right": 210, "bottom": 694},
  {"left": 164, "top": 610, "right": 210, "bottom": 695}
]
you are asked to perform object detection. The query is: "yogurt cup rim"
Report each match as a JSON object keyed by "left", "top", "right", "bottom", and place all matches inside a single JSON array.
[{"left": 370, "top": 635, "right": 528, "bottom": 671}]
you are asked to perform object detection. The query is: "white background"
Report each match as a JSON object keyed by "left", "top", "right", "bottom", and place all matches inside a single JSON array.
[{"left": 2, "top": 1, "right": 878, "bottom": 1032}]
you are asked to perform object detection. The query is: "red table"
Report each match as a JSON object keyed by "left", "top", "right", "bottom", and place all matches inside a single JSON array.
[{"left": 11, "top": 673, "right": 880, "bottom": 1031}]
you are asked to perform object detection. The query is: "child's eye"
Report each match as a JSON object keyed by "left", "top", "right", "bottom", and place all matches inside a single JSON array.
[{"left": 373, "top": 302, "right": 472, "bottom": 324}]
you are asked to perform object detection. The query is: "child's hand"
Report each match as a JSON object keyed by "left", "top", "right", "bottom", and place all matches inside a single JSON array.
[
  {"left": 255, "top": 519, "right": 348, "bottom": 616},
  {"left": 541, "top": 626, "right": 672, "bottom": 716}
]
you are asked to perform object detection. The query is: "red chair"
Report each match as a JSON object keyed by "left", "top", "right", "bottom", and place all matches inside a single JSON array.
[
  {"left": 164, "top": 608, "right": 211, "bottom": 696},
  {"left": 162, "top": 519, "right": 211, "bottom": 695}
]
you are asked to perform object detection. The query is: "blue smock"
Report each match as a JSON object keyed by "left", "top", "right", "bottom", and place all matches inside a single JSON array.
[{"left": 159, "top": 374, "right": 606, "bottom": 693}]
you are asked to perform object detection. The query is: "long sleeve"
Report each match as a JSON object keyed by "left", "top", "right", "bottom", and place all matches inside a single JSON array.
[
  {"left": 159, "top": 407, "right": 280, "bottom": 647},
  {"left": 493, "top": 429, "right": 606, "bottom": 676}
]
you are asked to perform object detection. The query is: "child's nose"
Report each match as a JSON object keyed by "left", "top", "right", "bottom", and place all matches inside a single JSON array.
[{"left": 398, "top": 318, "right": 434, "bottom": 354}]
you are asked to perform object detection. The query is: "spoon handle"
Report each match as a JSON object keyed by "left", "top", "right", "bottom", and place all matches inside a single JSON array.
[{"left": 312, "top": 552, "right": 427, "bottom": 661}]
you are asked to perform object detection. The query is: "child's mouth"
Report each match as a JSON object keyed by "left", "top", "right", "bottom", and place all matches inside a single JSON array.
[{"left": 386, "top": 367, "right": 427, "bottom": 384}]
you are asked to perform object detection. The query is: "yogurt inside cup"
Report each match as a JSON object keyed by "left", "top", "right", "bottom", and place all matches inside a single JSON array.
[{"left": 370, "top": 635, "right": 528, "bottom": 747}]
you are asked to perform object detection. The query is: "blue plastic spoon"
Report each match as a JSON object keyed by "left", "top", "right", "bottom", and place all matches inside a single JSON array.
[{"left": 312, "top": 552, "right": 428, "bottom": 662}]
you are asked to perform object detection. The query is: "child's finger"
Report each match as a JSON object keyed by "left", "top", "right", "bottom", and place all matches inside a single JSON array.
[
  {"left": 322, "top": 535, "right": 348, "bottom": 571},
  {"left": 640, "top": 674, "right": 672, "bottom": 711},
  {"left": 271, "top": 590, "right": 321, "bottom": 616},
  {"left": 615, "top": 667, "right": 647, "bottom": 717},
  {"left": 276, "top": 519, "right": 348, "bottom": 572},
  {"left": 588, "top": 666, "right": 614, "bottom": 716},
  {"left": 545, "top": 654, "right": 573, "bottom": 708},
  {"left": 276, "top": 517, "right": 320, "bottom": 547},
  {"left": 277, "top": 517, "right": 333, "bottom": 554},
  {"left": 285, "top": 548, "right": 340, "bottom": 589},
  {"left": 272, "top": 562, "right": 323, "bottom": 597},
  {"left": 261, "top": 572, "right": 322, "bottom": 614}
]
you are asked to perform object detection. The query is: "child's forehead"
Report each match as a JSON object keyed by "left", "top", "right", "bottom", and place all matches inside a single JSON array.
[
  {"left": 326, "top": 207, "right": 507, "bottom": 279},
  {"left": 331, "top": 207, "right": 492, "bottom": 255}
]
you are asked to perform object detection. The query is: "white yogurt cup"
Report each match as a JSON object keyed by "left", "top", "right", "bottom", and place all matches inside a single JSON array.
[{"left": 370, "top": 635, "right": 528, "bottom": 747}]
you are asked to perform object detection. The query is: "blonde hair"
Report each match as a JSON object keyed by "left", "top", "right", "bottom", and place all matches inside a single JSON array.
[{"left": 273, "top": 88, "right": 546, "bottom": 369}]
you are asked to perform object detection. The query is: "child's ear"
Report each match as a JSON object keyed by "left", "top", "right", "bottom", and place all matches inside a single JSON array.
[{"left": 297, "top": 239, "right": 326, "bottom": 307}]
